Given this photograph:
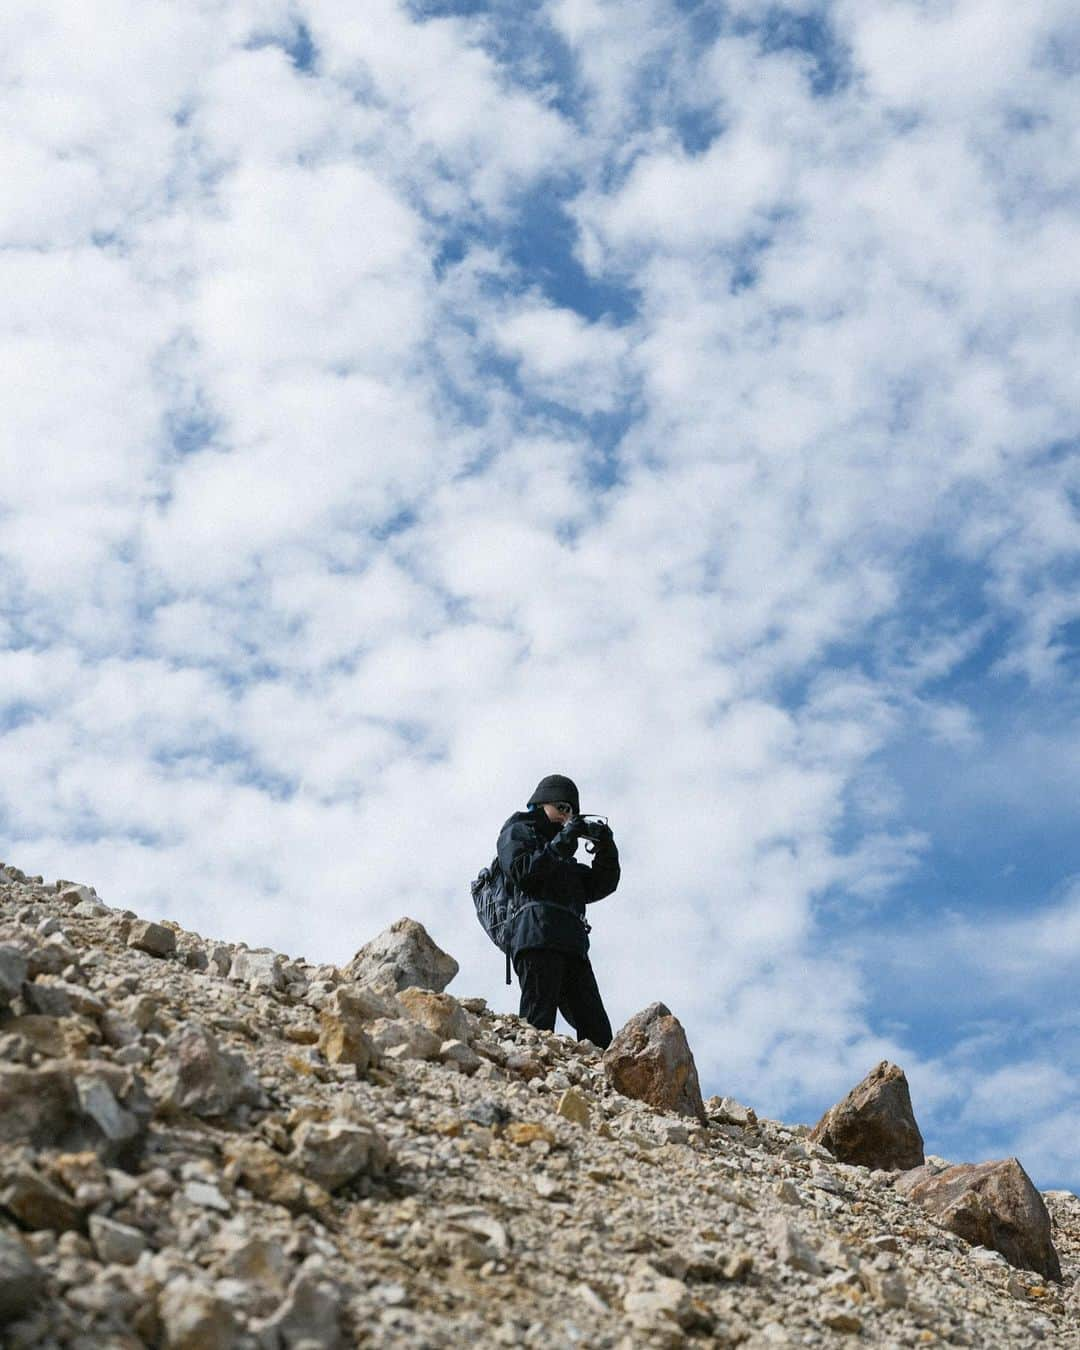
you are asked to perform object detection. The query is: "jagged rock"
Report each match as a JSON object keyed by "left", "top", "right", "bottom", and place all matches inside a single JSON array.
[
  {"left": 0, "top": 1062, "right": 149, "bottom": 1161},
  {"left": 0, "top": 1230, "right": 45, "bottom": 1325},
  {"left": 0, "top": 946, "right": 27, "bottom": 1007},
  {"left": 810, "top": 1062, "right": 925, "bottom": 1171},
  {"left": 317, "top": 987, "right": 379, "bottom": 1069},
  {"left": 397, "top": 987, "right": 471, "bottom": 1043},
  {"left": 556, "top": 1087, "right": 591, "bottom": 1126},
  {"left": 158, "top": 1276, "right": 236, "bottom": 1350},
  {"left": 708, "top": 1095, "right": 757, "bottom": 1128},
  {"left": 228, "top": 948, "right": 285, "bottom": 991},
  {"left": 88, "top": 1214, "right": 147, "bottom": 1264},
  {"left": 766, "top": 1215, "right": 822, "bottom": 1275},
  {"left": 0, "top": 1165, "right": 83, "bottom": 1231},
  {"left": 221, "top": 1139, "right": 329, "bottom": 1215},
  {"left": 153, "top": 1024, "right": 266, "bottom": 1118},
  {"left": 2, "top": 1014, "right": 88, "bottom": 1060},
  {"left": 367, "top": 1017, "right": 442, "bottom": 1061},
  {"left": 254, "top": 1257, "right": 342, "bottom": 1349},
  {"left": 860, "top": 1259, "right": 908, "bottom": 1308},
  {"left": 127, "top": 920, "right": 176, "bottom": 958},
  {"left": 895, "top": 1157, "right": 1062, "bottom": 1281},
  {"left": 439, "top": 1038, "right": 480, "bottom": 1074},
  {"left": 290, "top": 1116, "right": 390, "bottom": 1192},
  {"left": 603, "top": 1003, "right": 706, "bottom": 1122},
  {"left": 344, "top": 917, "right": 458, "bottom": 992},
  {"left": 57, "top": 884, "right": 95, "bottom": 906},
  {"left": 24, "top": 976, "right": 104, "bottom": 1019}
]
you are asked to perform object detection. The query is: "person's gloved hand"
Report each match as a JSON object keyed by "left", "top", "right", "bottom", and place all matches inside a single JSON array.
[
  {"left": 586, "top": 821, "right": 614, "bottom": 852},
  {"left": 551, "top": 818, "right": 582, "bottom": 858}
]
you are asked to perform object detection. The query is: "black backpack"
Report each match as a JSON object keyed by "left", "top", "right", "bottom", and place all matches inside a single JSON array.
[{"left": 471, "top": 857, "right": 514, "bottom": 983}]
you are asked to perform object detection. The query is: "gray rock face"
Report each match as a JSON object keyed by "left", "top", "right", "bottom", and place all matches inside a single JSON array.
[
  {"left": 344, "top": 917, "right": 458, "bottom": 992},
  {"left": 603, "top": 1002, "right": 707, "bottom": 1121},
  {"left": 153, "top": 1024, "right": 266, "bottom": 1118},
  {"left": 810, "top": 1061, "right": 925, "bottom": 1171},
  {"left": 0, "top": 1231, "right": 45, "bottom": 1325},
  {"left": 895, "top": 1157, "right": 1062, "bottom": 1282}
]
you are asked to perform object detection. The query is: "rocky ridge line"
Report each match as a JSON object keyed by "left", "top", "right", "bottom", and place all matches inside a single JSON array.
[{"left": 0, "top": 861, "right": 1077, "bottom": 1348}]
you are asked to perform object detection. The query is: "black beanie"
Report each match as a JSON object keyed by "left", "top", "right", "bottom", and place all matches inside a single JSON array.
[{"left": 528, "top": 774, "right": 580, "bottom": 814}]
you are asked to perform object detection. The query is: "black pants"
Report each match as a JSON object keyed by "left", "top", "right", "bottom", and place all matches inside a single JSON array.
[{"left": 515, "top": 948, "right": 613, "bottom": 1048}]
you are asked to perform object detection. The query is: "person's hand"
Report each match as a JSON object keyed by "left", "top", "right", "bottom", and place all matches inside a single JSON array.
[{"left": 551, "top": 818, "right": 582, "bottom": 858}]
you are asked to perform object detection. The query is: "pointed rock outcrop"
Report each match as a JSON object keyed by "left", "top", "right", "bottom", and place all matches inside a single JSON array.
[
  {"left": 603, "top": 1002, "right": 706, "bottom": 1122},
  {"left": 811, "top": 1061, "right": 925, "bottom": 1171}
]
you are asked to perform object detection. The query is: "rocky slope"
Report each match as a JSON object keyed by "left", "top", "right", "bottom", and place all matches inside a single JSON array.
[{"left": 0, "top": 861, "right": 1077, "bottom": 1349}]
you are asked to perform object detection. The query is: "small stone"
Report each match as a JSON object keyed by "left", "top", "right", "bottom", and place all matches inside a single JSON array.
[
  {"left": 398, "top": 987, "right": 471, "bottom": 1042},
  {"left": 88, "top": 1214, "right": 147, "bottom": 1264},
  {"left": 290, "top": 1117, "right": 391, "bottom": 1192},
  {"left": 0, "top": 1166, "right": 82, "bottom": 1231},
  {"left": 0, "top": 947, "right": 28, "bottom": 1007},
  {"left": 503, "top": 1122, "right": 555, "bottom": 1147},
  {"left": 0, "top": 1230, "right": 45, "bottom": 1325},
  {"left": 555, "top": 1087, "right": 591, "bottom": 1126},
  {"left": 127, "top": 921, "right": 176, "bottom": 958},
  {"left": 73, "top": 898, "right": 110, "bottom": 917},
  {"left": 254, "top": 1257, "right": 342, "bottom": 1349},
  {"left": 184, "top": 1179, "right": 231, "bottom": 1212},
  {"left": 774, "top": 1179, "right": 803, "bottom": 1206},
  {"left": 822, "top": 1308, "right": 862, "bottom": 1333},
  {"left": 228, "top": 948, "right": 285, "bottom": 991},
  {"left": 158, "top": 1276, "right": 236, "bottom": 1350},
  {"left": 766, "top": 1216, "right": 821, "bottom": 1275},
  {"left": 860, "top": 1264, "right": 908, "bottom": 1308},
  {"left": 153, "top": 1023, "right": 265, "bottom": 1118},
  {"left": 366, "top": 1017, "right": 442, "bottom": 1061},
  {"left": 439, "top": 1039, "right": 481, "bottom": 1074}
]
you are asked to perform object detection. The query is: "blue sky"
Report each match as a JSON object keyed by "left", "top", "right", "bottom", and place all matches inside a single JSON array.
[{"left": 2, "top": 0, "right": 1079, "bottom": 1190}]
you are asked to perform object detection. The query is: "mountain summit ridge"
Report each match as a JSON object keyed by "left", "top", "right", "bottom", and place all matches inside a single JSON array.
[{"left": 0, "top": 860, "right": 1077, "bottom": 1348}]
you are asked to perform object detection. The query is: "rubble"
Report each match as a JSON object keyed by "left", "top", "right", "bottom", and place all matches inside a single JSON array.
[{"left": 0, "top": 860, "right": 1075, "bottom": 1348}]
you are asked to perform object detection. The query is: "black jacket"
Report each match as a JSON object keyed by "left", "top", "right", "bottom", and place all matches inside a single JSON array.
[{"left": 497, "top": 808, "right": 620, "bottom": 959}]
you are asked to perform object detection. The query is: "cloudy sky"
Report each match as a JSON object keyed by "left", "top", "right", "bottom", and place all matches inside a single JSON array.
[{"left": 3, "top": 0, "right": 1079, "bottom": 1189}]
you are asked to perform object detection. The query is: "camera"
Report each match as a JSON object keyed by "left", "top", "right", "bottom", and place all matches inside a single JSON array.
[{"left": 575, "top": 814, "right": 609, "bottom": 840}]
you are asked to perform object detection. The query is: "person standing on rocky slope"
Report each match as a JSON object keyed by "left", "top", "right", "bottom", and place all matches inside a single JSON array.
[{"left": 497, "top": 773, "right": 620, "bottom": 1047}]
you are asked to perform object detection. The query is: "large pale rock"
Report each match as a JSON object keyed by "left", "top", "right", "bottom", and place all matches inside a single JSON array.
[
  {"left": 0, "top": 1230, "right": 45, "bottom": 1325},
  {"left": 603, "top": 1002, "right": 706, "bottom": 1122},
  {"left": 153, "top": 1024, "right": 266, "bottom": 1118},
  {"left": 895, "top": 1157, "right": 1062, "bottom": 1281},
  {"left": 0, "top": 1062, "right": 150, "bottom": 1161},
  {"left": 810, "top": 1061, "right": 924, "bottom": 1171},
  {"left": 344, "top": 917, "right": 458, "bottom": 992},
  {"left": 290, "top": 1116, "right": 390, "bottom": 1193}
]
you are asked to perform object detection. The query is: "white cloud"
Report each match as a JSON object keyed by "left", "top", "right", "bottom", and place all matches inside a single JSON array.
[{"left": 3, "top": 0, "right": 1080, "bottom": 1188}]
